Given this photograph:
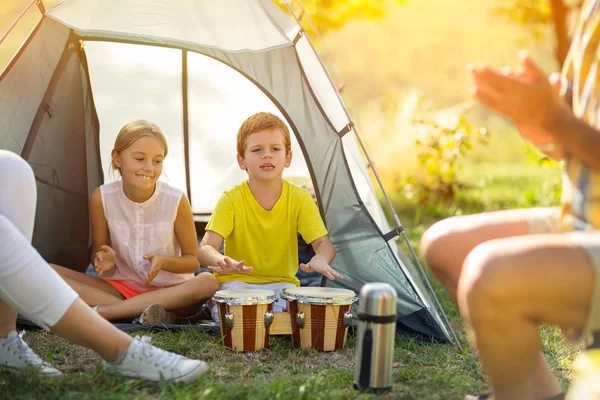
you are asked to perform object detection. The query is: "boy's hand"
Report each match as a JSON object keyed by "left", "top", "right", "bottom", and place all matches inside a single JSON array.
[
  {"left": 93, "top": 245, "right": 116, "bottom": 276},
  {"left": 144, "top": 253, "right": 167, "bottom": 284},
  {"left": 208, "top": 256, "right": 254, "bottom": 275},
  {"left": 300, "top": 255, "right": 343, "bottom": 280}
]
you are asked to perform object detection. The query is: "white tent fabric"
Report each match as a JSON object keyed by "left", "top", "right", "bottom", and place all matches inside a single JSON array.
[
  {"left": 0, "top": 0, "right": 455, "bottom": 343},
  {"left": 47, "top": 0, "right": 298, "bottom": 51}
]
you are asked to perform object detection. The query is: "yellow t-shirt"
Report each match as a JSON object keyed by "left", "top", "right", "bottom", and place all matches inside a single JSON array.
[{"left": 206, "top": 179, "right": 328, "bottom": 285}]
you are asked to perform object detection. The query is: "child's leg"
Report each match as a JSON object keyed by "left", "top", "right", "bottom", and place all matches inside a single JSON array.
[
  {"left": 458, "top": 233, "right": 597, "bottom": 400},
  {"left": 50, "top": 263, "right": 125, "bottom": 305},
  {"left": 97, "top": 272, "right": 219, "bottom": 321}
]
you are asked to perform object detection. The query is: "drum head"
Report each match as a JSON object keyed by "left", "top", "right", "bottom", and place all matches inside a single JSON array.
[
  {"left": 280, "top": 287, "right": 357, "bottom": 304},
  {"left": 213, "top": 289, "right": 276, "bottom": 304}
]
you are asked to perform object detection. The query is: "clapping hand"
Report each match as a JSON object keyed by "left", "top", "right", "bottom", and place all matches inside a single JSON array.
[
  {"left": 300, "top": 255, "right": 343, "bottom": 280},
  {"left": 467, "top": 51, "right": 568, "bottom": 146},
  {"left": 208, "top": 256, "right": 254, "bottom": 275},
  {"left": 144, "top": 253, "right": 167, "bottom": 284},
  {"left": 94, "top": 245, "right": 116, "bottom": 276}
]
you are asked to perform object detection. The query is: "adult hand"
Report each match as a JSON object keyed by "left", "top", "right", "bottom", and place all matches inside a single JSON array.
[
  {"left": 300, "top": 255, "right": 343, "bottom": 280},
  {"left": 144, "top": 253, "right": 167, "bottom": 284},
  {"left": 208, "top": 256, "right": 253, "bottom": 275},
  {"left": 468, "top": 51, "right": 569, "bottom": 145},
  {"left": 93, "top": 245, "right": 116, "bottom": 276}
]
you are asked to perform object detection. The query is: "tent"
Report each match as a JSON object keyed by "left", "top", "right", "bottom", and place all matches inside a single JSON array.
[{"left": 0, "top": 0, "right": 457, "bottom": 344}]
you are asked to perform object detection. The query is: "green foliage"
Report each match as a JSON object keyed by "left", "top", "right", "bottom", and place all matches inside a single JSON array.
[
  {"left": 494, "top": 0, "right": 553, "bottom": 40},
  {"left": 401, "top": 109, "right": 490, "bottom": 204},
  {"left": 277, "top": 0, "right": 404, "bottom": 35}
]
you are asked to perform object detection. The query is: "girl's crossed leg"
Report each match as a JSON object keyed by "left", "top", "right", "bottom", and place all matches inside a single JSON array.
[{"left": 51, "top": 264, "right": 219, "bottom": 321}]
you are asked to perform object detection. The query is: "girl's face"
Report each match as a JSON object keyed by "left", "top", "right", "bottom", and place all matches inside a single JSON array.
[
  {"left": 112, "top": 135, "right": 165, "bottom": 192},
  {"left": 237, "top": 128, "right": 291, "bottom": 182}
]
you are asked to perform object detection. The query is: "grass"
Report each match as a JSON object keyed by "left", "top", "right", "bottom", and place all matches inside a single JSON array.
[
  {"left": 0, "top": 1, "right": 580, "bottom": 398},
  {"left": 1, "top": 158, "right": 580, "bottom": 399}
]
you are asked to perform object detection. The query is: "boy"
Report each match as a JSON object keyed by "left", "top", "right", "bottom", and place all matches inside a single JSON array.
[{"left": 197, "top": 112, "right": 341, "bottom": 317}]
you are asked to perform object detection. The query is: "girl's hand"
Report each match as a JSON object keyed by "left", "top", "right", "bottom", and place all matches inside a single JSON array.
[
  {"left": 144, "top": 253, "right": 167, "bottom": 284},
  {"left": 300, "top": 255, "right": 343, "bottom": 280},
  {"left": 94, "top": 245, "right": 116, "bottom": 276},
  {"left": 208, "top": 256, "right": 253, "bottom": 275}
]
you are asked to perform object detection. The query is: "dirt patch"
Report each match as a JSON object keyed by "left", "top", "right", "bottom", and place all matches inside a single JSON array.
[{"left": 21, "top": 330, "right": 102, "bottom": 373}]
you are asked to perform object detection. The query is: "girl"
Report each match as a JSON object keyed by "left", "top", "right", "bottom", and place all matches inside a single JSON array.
[
  {"left": 53, "top": 120, "right": 219, "bottom": 323},
  {"left": 0, "top": 150, "right": 207, "bottom": 381}
]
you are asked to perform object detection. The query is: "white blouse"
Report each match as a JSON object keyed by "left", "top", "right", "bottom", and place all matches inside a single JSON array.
[{"left": 100, "top": 181, "right": 193, "bottom": 290}]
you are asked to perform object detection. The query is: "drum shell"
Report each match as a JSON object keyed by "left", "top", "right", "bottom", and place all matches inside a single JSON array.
[
  {"left": 218, "top": 302, "right": 273, "bottom": 352},
  {"left": 353, "top": 283, "right": 397, "bottom": 393},
  {"left": 288, "top": 300, "right": 352, "bottom": 351}
]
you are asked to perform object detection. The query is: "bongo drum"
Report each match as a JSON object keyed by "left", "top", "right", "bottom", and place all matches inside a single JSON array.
[
  {"left": 213, "top": 289, "right": 276, "bottom": 352},
  {"left": 280, "top": 287, "right": 357, "bottom": 351}
]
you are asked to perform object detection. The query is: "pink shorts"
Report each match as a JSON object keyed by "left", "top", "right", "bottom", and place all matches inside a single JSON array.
[{"left": 105, "top": 279, "right": 162, "bottom": 299}]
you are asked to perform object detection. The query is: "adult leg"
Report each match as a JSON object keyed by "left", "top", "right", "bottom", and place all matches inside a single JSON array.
[
  {"left": 421, "top": 208, "right": 554, "bottom": 301},
  {"left": 97, "top": 272, "right": 219, "bottom": 321},
  {"left": 0, "top": 150, "right": 38, "bottom": 337},
  {"left": 421, "top": 208, "right": 562, "bottom": 398},
  {"left": 458, "top": 234, "right": 596, "bottom": 400}
]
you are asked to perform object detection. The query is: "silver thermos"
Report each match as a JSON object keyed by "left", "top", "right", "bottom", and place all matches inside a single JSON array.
[{"left": 353, "top": 282, "right": 397, "bottom": 393}]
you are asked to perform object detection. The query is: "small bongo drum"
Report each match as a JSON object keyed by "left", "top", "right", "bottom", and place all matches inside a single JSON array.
[
  {"left": 213, "top": 289, "right": 276, "bottom": 352},
  {"left": 280, "top": 287, "right": 357, "bottom": 351}
]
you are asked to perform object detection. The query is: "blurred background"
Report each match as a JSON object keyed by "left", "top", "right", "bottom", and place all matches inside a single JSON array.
[{"left": 1, "top": 0, "right": 573, "bottom": 232}]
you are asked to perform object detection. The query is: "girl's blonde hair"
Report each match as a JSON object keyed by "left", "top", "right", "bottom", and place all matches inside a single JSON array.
[{"left": 110, "top": 120, "right": 168, "bottom": 176}]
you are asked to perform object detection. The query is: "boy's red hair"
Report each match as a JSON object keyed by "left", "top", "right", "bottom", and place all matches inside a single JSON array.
[{"left": 236, "top": 112, "right": 291, "bottom": 157}]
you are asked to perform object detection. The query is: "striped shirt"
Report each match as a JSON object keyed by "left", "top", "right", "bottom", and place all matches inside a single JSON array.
[{"left": 560, "top": 0, "right": 600, "bottom": 231}]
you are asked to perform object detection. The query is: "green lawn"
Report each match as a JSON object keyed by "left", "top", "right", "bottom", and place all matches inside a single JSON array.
[{"left": 0, "top": 160, "right": 580, "bottom": 400}]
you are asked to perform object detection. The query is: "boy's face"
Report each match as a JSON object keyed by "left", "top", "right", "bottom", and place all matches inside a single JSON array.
[{"left": 237, "top": 128, "right": 292, "bottom": 182}]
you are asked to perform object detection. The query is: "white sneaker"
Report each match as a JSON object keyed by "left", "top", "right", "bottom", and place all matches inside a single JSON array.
[
  {"left": 105, "top": 336, "right": 208, "bottom": 382},
  {"left": 0, "top": 331, "right": 62, "bottom": 377}
]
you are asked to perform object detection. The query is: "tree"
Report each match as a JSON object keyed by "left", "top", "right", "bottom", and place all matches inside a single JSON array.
[
  {"left": 494, "top": 0, "right": 583, "bottom": 66},
  {"left": 278, "top": 0, "right": 404, "bottom": 36}
]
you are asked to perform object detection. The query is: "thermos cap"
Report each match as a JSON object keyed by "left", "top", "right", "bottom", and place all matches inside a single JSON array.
[{"left": 357, "top": 283, "right": 397, "bottom": 317}]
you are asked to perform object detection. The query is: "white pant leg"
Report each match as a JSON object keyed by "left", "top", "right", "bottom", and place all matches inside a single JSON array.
[
  {"left": 0, "top": 151, "right": 78, "bottom": 330},
  {"left": 0, "top": 150, "right": 37, "bottom": 241}
]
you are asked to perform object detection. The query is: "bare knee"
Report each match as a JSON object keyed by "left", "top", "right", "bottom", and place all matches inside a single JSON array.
[
  {"left": 190, "top": 272, "right": 219, "bottom": 301},
  {"left": 457, "top": 243, "right": 512, "bottom": 325},
  {"left": 421, "top": 217, "right": 460, "bottom": 277}
]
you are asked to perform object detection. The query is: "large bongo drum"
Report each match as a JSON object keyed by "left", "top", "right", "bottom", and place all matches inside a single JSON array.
[
  {"left": 213, "top": 289, "right": 276, "bottom": 352},
  {"left": 280, "top": 287, "right": 357, "bottom": 351}
]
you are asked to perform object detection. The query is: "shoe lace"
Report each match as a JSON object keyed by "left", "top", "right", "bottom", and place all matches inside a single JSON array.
[
  {"left": 135, "top": 336, "right": 184, "bottom": 372},
  {"left": 6, "top": 331, "right": 47, "bottom": 365}
]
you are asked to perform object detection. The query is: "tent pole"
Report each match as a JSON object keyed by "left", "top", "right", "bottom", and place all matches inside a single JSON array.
[
  {"left": 353, "top": 128, "right": 461, "bottom": 348},
  {"left": 0, "top": 0, "right": 39, "bottom": 46},
  {"left": 182, "top": 50, "right": 192, "bottom": 203},
  {"left": 36, "top": 0, "right": 46, "bottom": 14},
  {"left": 399, "top": 229, "right": 463, "bottom": 349}
]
